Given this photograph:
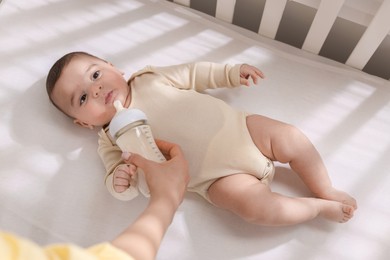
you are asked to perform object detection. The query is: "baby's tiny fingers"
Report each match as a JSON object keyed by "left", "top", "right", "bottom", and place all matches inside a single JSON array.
[
  {"left": 114, "top": 185, "right": 129, "bottom": 193},
  {"left": 256, "top": 69, "right": 265, "bottom": 78},
  {"left": 129, "top": 164, "right": 137, "bottom": 173},
  {"left": 240, "top": 77, "right": 250, "bottom": 87},
  {"left": 114, "top": 178, "right": 130, "bottom": 186},
  {"left": 115, "top": 170, "right": 130, "bottom": 179}
]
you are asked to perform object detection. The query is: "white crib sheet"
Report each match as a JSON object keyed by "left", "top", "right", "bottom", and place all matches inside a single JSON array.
[{"left": 1, "top": 0, "right": 389, "bottom": 259}]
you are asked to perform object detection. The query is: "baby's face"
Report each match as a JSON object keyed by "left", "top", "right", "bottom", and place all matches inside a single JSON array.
[{"left": 51, "top": 55, "right": 130, "bottom": 128}]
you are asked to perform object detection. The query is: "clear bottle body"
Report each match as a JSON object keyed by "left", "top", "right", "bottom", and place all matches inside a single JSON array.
[{"left": 115, "top": 121, "right": 166, "bottom": 197}]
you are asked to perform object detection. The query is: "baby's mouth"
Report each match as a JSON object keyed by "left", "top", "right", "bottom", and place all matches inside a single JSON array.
[{"left": 105, "top": 91, "right": 113, "bottom": 104}]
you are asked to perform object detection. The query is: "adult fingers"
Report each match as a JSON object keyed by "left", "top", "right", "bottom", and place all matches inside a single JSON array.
[
  {"left": 155, "top": 139, "right": 184, "bottom": 159},
  {"left": 126, "top": 152, "right": 152, "bottom": 171}
]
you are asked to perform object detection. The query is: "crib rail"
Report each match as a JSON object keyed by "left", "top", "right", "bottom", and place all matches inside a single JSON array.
[
  {"left": 346, "top": 0, "right": 390, "bottom": 71},
  {"left": 171, "top": 0, "right": 390, "bottom": 80}
]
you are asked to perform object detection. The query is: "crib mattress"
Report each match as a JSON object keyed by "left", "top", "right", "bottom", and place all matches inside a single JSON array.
[{"left": 1, "top": 0, "right": 389, "bottom": 259}]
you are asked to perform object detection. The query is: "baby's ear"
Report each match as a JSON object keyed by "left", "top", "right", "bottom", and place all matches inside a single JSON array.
[{"left": 73, "top": 119, "right": 94, "bottom": 130}]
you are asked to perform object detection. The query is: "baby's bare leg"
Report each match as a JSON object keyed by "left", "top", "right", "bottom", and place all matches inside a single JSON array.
[
  {"left": 246, "top": 115, "right": 357, "bottom": 209},
  {"left": 208, "top": 174, "right": 354, "bottom": 226}
]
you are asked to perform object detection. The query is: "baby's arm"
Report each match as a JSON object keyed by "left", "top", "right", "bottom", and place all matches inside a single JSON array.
[
  {"left": 98, "top": 129, "right": 139, "bottom": 201},
  {"left": 148, "top": 62, "right": 264, "bottom": 91},
  {"left": 148, "top": 62, "right": 241, "bottom": 91}
]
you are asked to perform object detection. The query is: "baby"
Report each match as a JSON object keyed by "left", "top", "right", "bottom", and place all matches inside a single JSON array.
[{"left": 46, "top": 51, "right": 357, "bottom": 226}]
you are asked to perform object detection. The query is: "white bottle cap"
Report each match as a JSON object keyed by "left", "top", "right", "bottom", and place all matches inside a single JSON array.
[{"left": 109, "top": 100, "right": 147, "bottom": 138}]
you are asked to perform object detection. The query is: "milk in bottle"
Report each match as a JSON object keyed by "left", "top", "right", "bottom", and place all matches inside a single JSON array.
[{"left": 109, "top": 100, "right": 166, "bottom": 199}]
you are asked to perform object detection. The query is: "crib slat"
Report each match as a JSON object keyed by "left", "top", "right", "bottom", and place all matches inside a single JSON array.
[
  {"left": 258, "top": 0, "right": 288, "bottom": 39},
  {"left": 346, "top": 0, "right": 390, "bottom": 70},
  {"left": 302, "top": 0, "right": 345, "bottom": 54},
  {"left": 216, "top": 0, "right": 236, "bottom": 23},
  {"left": 173, "top": 0, "right": 190, "bottom": 7}
]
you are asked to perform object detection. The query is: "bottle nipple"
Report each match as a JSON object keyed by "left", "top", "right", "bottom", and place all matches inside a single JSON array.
[
  {"left": 109, "top": 100, "right": 147, "bottom": 138},
  {"left": 113, "top": 100, "right": 124, "bottom": 112}
]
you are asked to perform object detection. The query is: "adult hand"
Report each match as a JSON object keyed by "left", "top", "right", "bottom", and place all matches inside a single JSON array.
[
  {"left": 123, "top": 140, "right": 189, "bottom": 207},
  {"left": 112, "top": 140, "right": 189, "bottom": 260}
]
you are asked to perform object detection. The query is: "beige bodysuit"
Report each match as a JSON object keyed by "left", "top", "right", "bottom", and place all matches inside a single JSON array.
[{"left": 98, "top": 62, "right": 274, "bottom": 203}]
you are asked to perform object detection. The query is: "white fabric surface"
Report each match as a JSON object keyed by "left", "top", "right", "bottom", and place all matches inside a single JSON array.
[{"left": 1, "top": 0, "right": 389, "bottom": 259}]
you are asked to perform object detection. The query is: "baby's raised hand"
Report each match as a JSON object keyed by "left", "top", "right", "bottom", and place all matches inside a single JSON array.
[
  {"left": 239, "top": 64, "right": 265, "bottom": 86},
  {"left": 113, "top": 164, "right": 137, "bottom": 193}
]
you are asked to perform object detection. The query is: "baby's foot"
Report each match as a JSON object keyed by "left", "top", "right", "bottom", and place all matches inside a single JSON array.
[
  {"left": 319, "top": 200, "right": 355, "bottom": 223},
  {"left": 318, "top": 188, "right": 357, "bottom": 210}
]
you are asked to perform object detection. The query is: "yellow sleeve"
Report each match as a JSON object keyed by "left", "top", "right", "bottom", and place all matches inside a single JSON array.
[
  {"left": 0, "top": 232, "right": 133, "bottom": 260},
  {"left": 46, "top": 243, "right": 133, "bottom": 260},
  {"left": 0, "top": 232, "right": 49, "bottom": 260}
]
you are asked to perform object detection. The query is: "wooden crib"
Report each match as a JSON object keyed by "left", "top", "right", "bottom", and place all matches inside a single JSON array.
[{"left": 170, "top": 0, "right": 390, "bottom": 80}]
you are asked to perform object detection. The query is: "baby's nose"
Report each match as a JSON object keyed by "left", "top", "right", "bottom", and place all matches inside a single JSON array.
[{"left": 92, "top": 85, "right": 102, "bottom": 97}]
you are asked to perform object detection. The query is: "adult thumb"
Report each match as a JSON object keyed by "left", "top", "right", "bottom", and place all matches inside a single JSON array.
[{"left": 123, "top": 152, "right": 151, "bottom": 170}]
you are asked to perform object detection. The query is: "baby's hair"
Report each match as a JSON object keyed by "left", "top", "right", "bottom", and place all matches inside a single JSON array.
[{"left": 46, "top": 51, "right": 100, "bottom": 116}]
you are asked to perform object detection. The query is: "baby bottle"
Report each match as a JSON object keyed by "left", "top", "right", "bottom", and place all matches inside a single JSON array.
[{"left": 109, "top": 100, "right": 166, "bottom": 198}]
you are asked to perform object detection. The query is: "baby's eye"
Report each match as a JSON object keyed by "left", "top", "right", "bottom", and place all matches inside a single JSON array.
[
  {"left": 92, "top": 70, "right": 100, "bottom": 80},
  {"left": 80, "top": 93, "right": 87, "bottom": 105}
]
